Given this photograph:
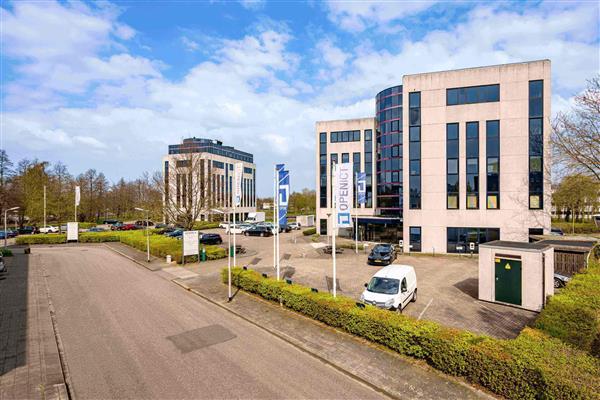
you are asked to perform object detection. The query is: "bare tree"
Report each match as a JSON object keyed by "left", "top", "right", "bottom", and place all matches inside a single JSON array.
[
  {"left": 156, "top": 152, "right": 216, "bottom": 230},
  {"left": 552, "top": 76, "right": 600, "bottom": 182}
]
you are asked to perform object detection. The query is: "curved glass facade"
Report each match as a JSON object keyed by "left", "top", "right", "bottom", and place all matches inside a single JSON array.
[{"left": 375, "top": 85, "right": 403, "bottom": 217}]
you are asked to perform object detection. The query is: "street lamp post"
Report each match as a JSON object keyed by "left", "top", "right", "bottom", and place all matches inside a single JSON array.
[
  {"left": 211, "top": 208, "right": 232, "bottom": 301},
  {"left": 134, "top": 207, "right": 150, "bottom": 262},
  {"left": 4, "top": 207, "right": 19, "bottom": 248}
]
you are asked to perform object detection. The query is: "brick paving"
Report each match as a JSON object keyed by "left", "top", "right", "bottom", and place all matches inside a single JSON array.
[{"left": 0, "top": 250, "right": 67, "bottom": 400}]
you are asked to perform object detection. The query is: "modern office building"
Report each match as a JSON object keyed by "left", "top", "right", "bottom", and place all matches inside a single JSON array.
[
  {"left": 316, "top": 60, "right": 551, "bottom": 253},
  {"left": 163, "top": 137, "right": 256, "bottom": 221}
]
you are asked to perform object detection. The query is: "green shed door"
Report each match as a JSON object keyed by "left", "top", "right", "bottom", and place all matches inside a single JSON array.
[{"left": 494, "top": 258, "right": 522, "bottom": 306}]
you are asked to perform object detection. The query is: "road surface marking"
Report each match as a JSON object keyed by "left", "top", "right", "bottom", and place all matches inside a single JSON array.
[{"left": 417, "top": 298, "right": 433, "bottom": 320}]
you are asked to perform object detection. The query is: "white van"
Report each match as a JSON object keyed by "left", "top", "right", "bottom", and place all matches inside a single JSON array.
[{"left": 360, "top": 265, "right": 417, "bottom": 311}]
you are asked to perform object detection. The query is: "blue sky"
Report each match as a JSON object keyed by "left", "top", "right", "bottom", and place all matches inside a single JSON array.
[{"left": 1, "top": 0, "right": 599, "bottom": 195}]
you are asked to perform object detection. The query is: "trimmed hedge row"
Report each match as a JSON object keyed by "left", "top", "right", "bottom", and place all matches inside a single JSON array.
[
  {"left": 302, "top": 227, "right": 317, "bottom": 236},
  {"left": 16, "top": 231, "right": 227, "bottom": 264},
  {"left": 552, "top": 221, "right": 599, "bottom": 234},
  {"left": 223, "top": 267, "right": 600, "bottom": 400},
  {"left": 192, "top": 221, "right": 221, "bottom": 230},
  {"left": 534, "top": 257, "right": 600, "bottom": 357}
]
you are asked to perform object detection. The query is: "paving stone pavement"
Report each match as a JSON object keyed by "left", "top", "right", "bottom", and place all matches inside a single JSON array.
[
  {"left": 177, "top": 272, "right": 494, "bottom": 400},
  {"left": 0, "top": 250, "right": 67, "bottom": 400}
]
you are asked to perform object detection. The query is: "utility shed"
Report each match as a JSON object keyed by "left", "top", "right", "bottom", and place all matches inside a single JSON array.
[
  {"left": 479, "top": 241, "right": 554, "bottom": 312},
  {"left": 535, "top": 239, "right": 597, "bottom": 277}
]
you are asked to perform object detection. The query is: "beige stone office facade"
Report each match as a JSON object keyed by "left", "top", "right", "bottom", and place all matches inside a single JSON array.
[
  {"left": 163, "top": 138, "right": 257, "bottom": 222},
  {"left": 316, "top": 60, "right": 551, "bottom": 253}
]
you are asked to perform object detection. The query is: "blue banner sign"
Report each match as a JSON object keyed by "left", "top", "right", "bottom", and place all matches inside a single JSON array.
[
  {"left": 278, "top": 168, "right": 289, "bottom": 227},
  {"left": 357, "top": 172, "right": 366, "bottom": 205}
]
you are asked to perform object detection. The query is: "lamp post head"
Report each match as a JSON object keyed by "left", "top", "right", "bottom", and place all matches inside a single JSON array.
[{"left": 7, "top": 207, "right": 19, "bottom": 212}]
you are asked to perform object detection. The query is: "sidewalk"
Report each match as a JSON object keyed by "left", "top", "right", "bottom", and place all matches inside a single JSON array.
[
  {"left": 0, "top": 250, "right": 68, "bottom": 399},
  {"left": 103, "top": 242, "right": 167, "bottom": 271},
  {"left": 177, "top": 271, "right": 493, "bottom": 400}
]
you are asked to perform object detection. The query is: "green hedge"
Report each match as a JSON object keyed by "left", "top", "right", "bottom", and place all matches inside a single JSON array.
[
  {"left": 1, "top": 248, "right": 12, "bottom": 256},
  {"left": 16, "top": 231, "right": 226, "bottom": 264},
  {"left": 223, "top": 267, "right": 600, "bottom": 399},
  {"left": 302, "top": 227, "right": 317, "bottom": 236},
  {"left": 192, "top": 221, "right": 221, "bottom": 230},
  {"left": 534, "top": 257, "right": 600, "bottom": 357}
]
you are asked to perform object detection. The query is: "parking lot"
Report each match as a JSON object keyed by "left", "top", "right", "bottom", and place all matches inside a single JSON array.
[{"left": 174, "top": 227, "right": 538, "bottom": 339}]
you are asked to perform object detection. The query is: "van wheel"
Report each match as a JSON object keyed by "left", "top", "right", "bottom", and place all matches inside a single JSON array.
[
  {"left": 411, "top": 289, "right": 417, "bottom": 302},
  {"left": 396, "top": 305, "right": 403, "bottom": 313},
  {"left": 553, "top": 278, "right": 563, "bottom": 289}
]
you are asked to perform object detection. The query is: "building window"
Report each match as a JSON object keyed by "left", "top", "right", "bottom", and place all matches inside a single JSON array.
[
  {"left": 353, "top": 152, "right": 360, "bottom": 207},
  {"left": 529, "top": 80, "right": 543, "bottom": 209},
  {"left": 342, "top": 153, "right": 349, "bottom": 163},
  {"left": 447, "top": 227, "right": 500, "bottom": 253},
  {"left": 164, "top": 161, "right": 169, "bottom": 208},
  {"left": 409, "top": 92, "right": 421, "bottom": 209},
  {"left": 330, "top": 130, "right": 360, "bottom": 143},
  {"left": 466, "top": 121, "right": 479, "bottom": 209},
  {"left": 486, "top": 120, "right": 500, "bottom": 209},
  {"left": 330, "top": 153, "right": 338, "bottom": 207},
  {"left": 446, "top": 123, "right": 459, "bottom": 209},
  {"left": 320, "top": 218, "right": 327, "bottom": 235},
  {"left": 364, "top": 129, "right": 373, "bottom": 208},
  {"left": 446, "top": 84, "right": 499, "bottom": 106},
  {"left": 409, "top": 226, "right": 421, "bottom": 252},
  {"left": 319, "top": 132, "right": 327, "bottom": 208}
]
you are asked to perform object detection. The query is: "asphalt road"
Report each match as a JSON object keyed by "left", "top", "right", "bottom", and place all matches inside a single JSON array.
[{"left": 34, "top": 245, "right": 384, "bottom": 400}]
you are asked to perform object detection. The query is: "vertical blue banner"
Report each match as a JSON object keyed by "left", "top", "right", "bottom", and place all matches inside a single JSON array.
[
  {"left": 357, "top": 172, "right": 366, "bottom": 205},
  {"left": 278, "top": 169, "right": 289, "bottom": 227}
]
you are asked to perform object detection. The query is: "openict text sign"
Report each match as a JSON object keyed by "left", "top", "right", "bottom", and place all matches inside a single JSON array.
[{"left": 335, "top": 162, "right": 353, "bottom": 228}]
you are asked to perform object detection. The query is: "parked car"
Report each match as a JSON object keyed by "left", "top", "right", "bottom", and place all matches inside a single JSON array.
[
  {"left": 367, "top": 243, "right": 397, "bottom": 265},
  {"left": 18, "top": 226, "right": 39, "bottom": 235},
  {"left": 243, "top": 226, "right": 273, "bottom": 237},
  {"left": 288, "top": 222, "right": 301, "bottom": 230},
  {"left": 554, "top": 272, "right": 571, "bottom": 288},
  {"left": 550, "top": 228, "right": 564, "bottom": 236},
  {"left": 0, "top": 230, "right": 18, "bottom": 239},
  {"left": 219, "top": 222, "right": 230, "bottom": 229},
  {"left": 110, "top": 222, "right": 123, "bottom": 231},
  {"left": 0, "top": 256, "right": 5, "bottom": 274},
  {"left": 88, "top": 227, "right": 107, "bottom": 232},
  {"left": 135, "top": 220, "right": 155, "bottom": 227},
  {"left": 166, "top": 229, "right": 183, "bottom": 239},
  {"left": 39, "top": 226, "right": 59, "bottom": 234},
  {"left": 117, "top": 223, "right": 137, "bottom": 231},
  {"left": 158, "top": 227, "right": 177, "bottom": 235},
  {"left": 360, "top": 265, "right": 417, "bottom": 312},
  {"left": 103, "top": 219, "right": 120, "bottom": 225},
  {"left": 199, "top": 233, "right": 223, "bottom": 245},
  {"left": 323, "top": 245, "right": 343, "bottom": 254},
  {"left": 281, "top": 224, "right": 292, "bottom": 233},
  {"left": 155, "top": 223, "right": 168, "bottom": 229},
  {"left": 226, "top": 224, "right": 252, "bottom": 235}
]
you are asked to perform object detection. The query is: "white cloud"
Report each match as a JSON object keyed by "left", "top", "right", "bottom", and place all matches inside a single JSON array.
[
  {"left": 239, "top": 0, "right": 266, "bottom": 11},
  {"left": 181, "top": 36, "right": 200, "bottom": 52},
  {"left": 316, "top": 38, "right": 350, "bottom": 68},
  {"left": 325, "top": 1, "right": 437, "bottom": 32}
]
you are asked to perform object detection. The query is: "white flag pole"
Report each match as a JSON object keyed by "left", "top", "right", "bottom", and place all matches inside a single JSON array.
[
  {"left": 276, "top": 169, "right": 280, "bottom": 281},
  {"left": 273, "top": 165, "right": 277, "bottom": 276},
  {"left": 332, "top": 162, "right": 337, "bottom": 298},
  {"left": 355, "top": 174, "right": 358, "bottom": 254},
  {"left": 228, "top": 209, "right": 232, "bottom": 301}
]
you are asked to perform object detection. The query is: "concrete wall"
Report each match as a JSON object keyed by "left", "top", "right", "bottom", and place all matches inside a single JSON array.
[
  {"left": 479, "top": 245, "right": 554, "bottom": 312},
  {"left": 403, "top": 60, "right": 552, "bottom": 253},
  {"left": 315, "top": 118, "right": 376, "bottom": 236}
]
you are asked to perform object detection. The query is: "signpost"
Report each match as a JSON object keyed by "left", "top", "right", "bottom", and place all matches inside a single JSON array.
[
  {"left": 74, "top": 186, "right": 80, "bottom": 221},
  {"left": 66, "top": 222, "right": 78, "bottom": 242},
  {"left": 234, "top": 163, "right": 243, "bottom": 269},
  {"left": 183, "top": 230, "right": 199, "bottom": 264},
  {"left": 277, "top": 166, "right": 289, "bottom": 281}
]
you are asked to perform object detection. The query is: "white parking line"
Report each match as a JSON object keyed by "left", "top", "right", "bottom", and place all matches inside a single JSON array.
[{"left": 417, "top": 298, "right": 433, "bottom": 320}]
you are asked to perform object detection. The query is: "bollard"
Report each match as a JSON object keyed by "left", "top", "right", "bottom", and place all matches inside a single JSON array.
[
  {"left": 229, "top": 245, "right": 234, "bottom": 257},
  {"left": 166, "top": 255, "right": 172, "bottom": 264},
  {"left": 201, "top": 247, "right": 207, "bottom": 262}
]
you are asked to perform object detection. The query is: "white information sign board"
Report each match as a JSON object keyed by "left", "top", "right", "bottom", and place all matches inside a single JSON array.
[
  {"left": 67, "top": 222, "right": 78, "bottom": 241},
  {"left": 183, "top": 230, "right": 199, "bottom": 256}
]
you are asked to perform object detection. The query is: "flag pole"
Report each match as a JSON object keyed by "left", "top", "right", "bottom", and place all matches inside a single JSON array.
[
  {"left": 332, "top": 162, "right": 337, "bottom": 298},
  {"left": 355, "top": 173, "right": 358, "bottom": 254},
  {"left": 273, "top": 165, "right": 277, "bottom": 278}
]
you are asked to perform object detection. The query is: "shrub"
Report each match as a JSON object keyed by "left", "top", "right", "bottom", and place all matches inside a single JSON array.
[
  {"left": 192, "top": 221, "right": 221, "bottom": 230},
  {"left": 302, "top": 227, "right": 317, "bottom": 236},
  {"left": 534, "top": 257, "right": 600, "bottom": 356},
  {"left": 16, "top": 231, "right": 227, "bottom": 264},
  {"left": 1, "top": 248, "right": 13, "bottom": 256},
  {"left": 338, "top": 241, "right": 364, "bottom": 251},
  {"left": 552, "top": 221, "right": 599, "bottom": 234},
  {"left": 223, "top": 267, "right": 600, "bottom": 399}
]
